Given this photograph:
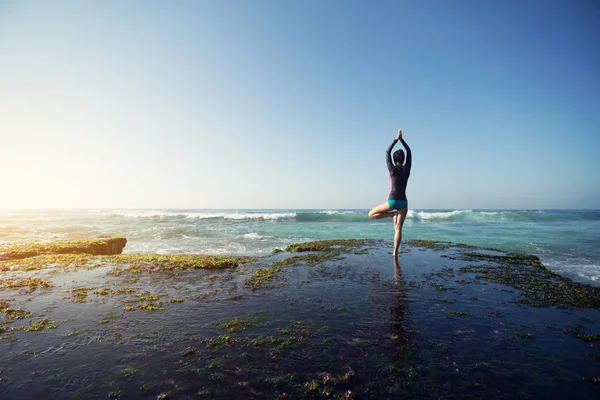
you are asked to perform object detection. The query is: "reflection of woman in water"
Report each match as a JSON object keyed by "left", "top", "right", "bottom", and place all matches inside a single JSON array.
[
  {"left": 391, "top": 257, "right": 409, "bottom": 348},
  {"left": 368, "top": 129, "right": 412, "bottom": 257}
]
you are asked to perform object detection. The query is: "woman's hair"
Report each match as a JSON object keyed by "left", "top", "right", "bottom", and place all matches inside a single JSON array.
[{"left": 393, "top": 149, "right": 405, "bottom": 165}]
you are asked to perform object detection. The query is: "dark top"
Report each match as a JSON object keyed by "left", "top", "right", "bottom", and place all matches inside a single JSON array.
[{"left": 386, "top": 138, "right": 412, "bottom": 201}]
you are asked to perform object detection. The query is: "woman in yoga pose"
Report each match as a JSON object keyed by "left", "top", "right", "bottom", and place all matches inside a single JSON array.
[{"left": 368, "top": 128, "right": 412, "bottom": 256}]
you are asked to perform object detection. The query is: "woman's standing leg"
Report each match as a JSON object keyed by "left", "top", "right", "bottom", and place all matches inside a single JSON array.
[{"left": 392, "top": 208, "right": 408, "bottom": 256}]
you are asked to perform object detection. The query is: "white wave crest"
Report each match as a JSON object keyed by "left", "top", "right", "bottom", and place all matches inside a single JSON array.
[
  {"left": 319, "top": 210, "right": 357, "bottom": 215},
  {"left": 113, "top": 210, "right": 296, "bottom": 221},
  {"left": 184, "top": 212, "right": 228, "bottom": 219},
  {"left": 184, "top": 212, "right": 295, "bottom": 220},
  {"left": 113, "top": 210, "right": 186, "bottom": 218},
  {"left": 224, "top": 213, "right": 296, "bottom": 220},
  {"left": 578, "top": 265, "right": 600, "bottom": 281},
  {"left": 408, "top": 210, "right": 473, "bottom": 220},
  {"left": 241, "top": 232, "right": 265, "bottom": 240}
]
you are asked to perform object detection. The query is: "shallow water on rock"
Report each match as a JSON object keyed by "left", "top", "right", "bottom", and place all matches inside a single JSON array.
[{"left": 1, "top": 241, "right": 599, "bottom": 399}]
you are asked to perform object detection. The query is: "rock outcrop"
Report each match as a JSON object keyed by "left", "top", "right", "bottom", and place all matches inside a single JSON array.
[{"left": 0, "top": 236, "right": 127, "bottom": 260}]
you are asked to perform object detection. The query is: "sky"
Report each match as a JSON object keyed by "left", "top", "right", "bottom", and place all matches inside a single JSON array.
[{"left": 1, "top": 0, "right": 599, "bottom": 210}]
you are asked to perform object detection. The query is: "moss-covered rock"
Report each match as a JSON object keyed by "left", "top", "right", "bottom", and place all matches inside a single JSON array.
[
  {"left": 274, "top": 252, "right": 340, "bottom": 267},
  {"left": 0, "top": 254, "right": 99, "bottom": 272},
  {"left": 460, "top": 251, "right": 545, "bottom": 268},
  {"left": 0, "top": 277, "right": 54, "bottom": 290},
  {"left": 284, "top": 239, "right": 373, "bottom": 252},
  {"left": 1, "top": 253, "right": 253, "bottom": 275},
  {"left": 107, "top": 254, "right": 252, "bottom": 275},
  {"left": 244, "top": 265, "right": 284, "bottom": 290},
  {"left": 0, "top": 236, "right": 127, "bottom": 260},
  {"left": 458, "top": 263, "right": 600, "bottom": 309}
]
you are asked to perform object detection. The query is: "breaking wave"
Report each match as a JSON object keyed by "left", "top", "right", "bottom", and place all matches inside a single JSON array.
[{"left": 111, "top": 209, "right": 600, "bottom": 224}]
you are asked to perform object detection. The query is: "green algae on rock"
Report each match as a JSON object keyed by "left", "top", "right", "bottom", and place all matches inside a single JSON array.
[
  {"left": 26, "top": 317, "right": 58, "bottom": 332},
  {"left": 284, "top": 239, "right": 374, "bottom": 252},
  {"left": 1, "top": 245, "right": 252, "bottom": 278},
  {"left": 1, "top": 307, "right": 31, "bottom": 321},
  {"left": 214, "top": 316, "right": 260, "bottom": 333},
  {"left": 0, "top": 298, "right": 33, "bottom": 334},
  {"left": 458, "top": 263, "right": 600, "bottom": 309},
  {"left": 246, "top": 239, "right": 374, "bottom": 290},
  {"left": 0, "top": 277, "right": 54, "bottom": 290},
  {"left": 70, "top": 287, "right": 93, "bottom": 303},
  {"left": 106, "top": 254, "right": 252, "bottom": 275},
  {"left": 273, "top": 252, "right": 341, "bottom": 267},
  {"left": 244, "top": 265, "right": 284, "bottom": 290},
  {"left": 564, "top": 324, "right": 600, "bottom": 345},
  {"left": 0, "top": 236, "right": 127, "bottom": 260},
  {"left": 0, "top": 254, "right": 100, "bottom": 272},
  {"left": 122, "top": 291, "right": 168, "bottom": 311},
  {"left": 0, "top": 299, "right": 11, "bottom": 310},
  {"left": 99, "top": 311, "right": 120, "bottom": 324},
  {"left": 66, "top": 329, "right": 93, "bottom": 337},
  {"left": 460, "top": 251, "right": 545, "bottom": 268},
  {"left": 94, "top": 287, "right": 136, "bottom": 296}
]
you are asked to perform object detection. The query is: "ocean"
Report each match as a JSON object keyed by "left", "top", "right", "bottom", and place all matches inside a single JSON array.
[{"left": 0, "top": 208, "right": 599, "bottom": 285}]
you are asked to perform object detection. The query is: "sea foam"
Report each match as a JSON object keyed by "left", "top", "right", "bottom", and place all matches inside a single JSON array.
[{"left": 408, "top": 210, "right": 473, "bottom": 220}]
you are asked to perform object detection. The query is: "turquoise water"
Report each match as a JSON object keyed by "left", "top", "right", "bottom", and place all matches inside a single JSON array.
[{"left": 0, "top": 209, "right": 599, "bottom": 284}]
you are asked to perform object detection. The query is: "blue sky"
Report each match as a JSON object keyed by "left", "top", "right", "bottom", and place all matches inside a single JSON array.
[{"left": 1, "top": 0, "right": 598, "bottom": 209}]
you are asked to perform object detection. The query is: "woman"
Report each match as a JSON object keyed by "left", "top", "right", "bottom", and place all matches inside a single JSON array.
[{"left": 368, "top": 128, "right": 412, "bottom": 256}]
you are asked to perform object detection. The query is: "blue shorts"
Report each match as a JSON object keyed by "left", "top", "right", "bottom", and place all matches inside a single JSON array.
[{"left": 387, "top": 199, "right": 408, "bottom": 210}]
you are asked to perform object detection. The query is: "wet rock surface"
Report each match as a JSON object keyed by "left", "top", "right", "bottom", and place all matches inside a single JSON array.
[{"left": 0, "top": 238, "right": 599, "bottom": 399}]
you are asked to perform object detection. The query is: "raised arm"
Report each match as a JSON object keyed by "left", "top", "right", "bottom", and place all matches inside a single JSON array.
[
  {"left": 386, "top": 128, "right": 403, "bottom": 170},
  {"left": 400, "top": 138, "right": 411, "bottom": 173},
  {"left": 386, "top": 139, "right": 398, "bottom": 170}
]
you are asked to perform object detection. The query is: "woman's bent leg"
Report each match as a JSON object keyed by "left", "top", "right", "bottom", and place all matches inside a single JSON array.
[
  {"left": 393, "top": 208, "right": 408, "bottom": 256},
  {"left": 368, "top": 202, "right": 394, "bottom": 219}
]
